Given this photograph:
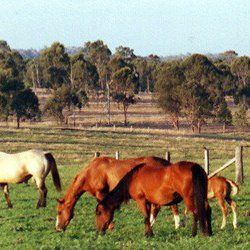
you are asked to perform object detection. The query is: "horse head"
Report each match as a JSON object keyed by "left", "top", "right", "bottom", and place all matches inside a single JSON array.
[
  {"left": 55, "top": 198, "right": 74, "bottom": 232},
  {"left": 95, "top": 203, "right": 114, "bottom": 233}
]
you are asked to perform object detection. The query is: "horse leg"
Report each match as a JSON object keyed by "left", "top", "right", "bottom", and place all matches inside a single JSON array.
[
  {"left": 1, "top": 184, "right": 13, "bottom": 208},
  {"left": 35, "top": 179, "right": 47, "bottom": 208},
  {"left": 183, "top": 198, "right": 198, "bottom": 237},
  {"left": 171, "top": 205, "right": 183, "bottom": 229},
  {"left": 136, "top": 198, "right": 153, "bottom": 237},
  {"left": 226, "top": 198, "right": 237, "bottom": 229},
  {"left": 150, "top": 204, "right": 160, "bottom": 227},
  {"left": 217, "top": 197, "right": 228, "bottom": 229},
  {"left": 205, "top": 201, "right": 212, "bottom": 236}
]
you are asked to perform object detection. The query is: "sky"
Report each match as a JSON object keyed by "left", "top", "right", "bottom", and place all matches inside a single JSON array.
[{"left": 0, "top": 0, "right": 249, "bottom": 56}]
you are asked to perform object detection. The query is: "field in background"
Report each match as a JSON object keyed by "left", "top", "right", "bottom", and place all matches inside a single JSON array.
[
  {"left": 34, "top": 89, "right": 250, "bottom": 133},
  {"left": 0, "top": 126, "right": 249, "bottom": 249}
]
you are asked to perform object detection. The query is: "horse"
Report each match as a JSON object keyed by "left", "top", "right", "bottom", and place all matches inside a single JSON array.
[
  {"left": 0, "top": 149, "right": 61, "bottom": 208},
  {"left": 153, "top": 176, "right": 239, "bottom": 230},
  {"left": 55, "top": 156, "right": 178, "bottom": 231},
  {"left": 96, "top": 162, "right": 212, "bottom": 237},
  {"left": 207, "top": 176, "right": 239, "bottom": 229}
]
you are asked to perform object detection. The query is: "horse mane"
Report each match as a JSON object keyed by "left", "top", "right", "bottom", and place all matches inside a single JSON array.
[
  {"left": 151, "top": 156, "right": 170, "bottom": 166},
  {"left": 100, "top": 163, "right": 146, "bottom": 209}
]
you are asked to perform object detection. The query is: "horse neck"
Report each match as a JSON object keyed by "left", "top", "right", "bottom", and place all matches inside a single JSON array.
[{"left": 63, "top": 174, "right": 86, "bottom": 210}]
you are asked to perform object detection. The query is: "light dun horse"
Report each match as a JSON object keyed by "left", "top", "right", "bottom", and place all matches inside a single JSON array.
[{"left": 0, "top": 149, "right": 61, "bottom": 208}]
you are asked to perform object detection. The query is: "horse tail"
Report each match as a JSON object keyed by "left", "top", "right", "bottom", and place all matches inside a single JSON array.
[
  {"left": 226, "top": 179, "right": 239, "bottom": 196},
  {"left": 45, "top": 153, "right": 62, "bottom": 192},
  {"left": 192, "top": 164, "right": 208, "bottom": 235},
  {"left": 100, "top": 163, "right": 146, "bottom": 208}
]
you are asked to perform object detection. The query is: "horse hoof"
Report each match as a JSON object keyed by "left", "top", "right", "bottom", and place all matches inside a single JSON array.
[
  {"left": 8, "top": 205, "right": 13, "bottom": 209},
  {"left": 108, "top": 223, "right": 115, "bottom": 231},
  {"left": 145, "top": 232, "right": 154, "bottom": 237}
]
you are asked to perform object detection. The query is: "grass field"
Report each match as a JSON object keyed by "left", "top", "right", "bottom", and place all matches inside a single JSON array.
[{"left": 0, "top": 126, "right": 249, "bottom": 249}]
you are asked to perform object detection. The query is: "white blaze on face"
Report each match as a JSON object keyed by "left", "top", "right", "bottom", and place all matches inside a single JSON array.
[
  {"left": 150, "top": 213, "right": 155, "bottom": 227},
  {"left": 174, "top": 214, "right": 180, "bottom": 229}
]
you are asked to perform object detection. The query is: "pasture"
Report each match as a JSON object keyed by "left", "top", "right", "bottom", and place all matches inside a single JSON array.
[{"left": 0, "top": 126, "right": 249, "bottom": 249}]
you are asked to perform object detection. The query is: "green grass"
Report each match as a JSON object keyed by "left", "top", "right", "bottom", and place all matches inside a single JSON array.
[{"left": 0, "top": 126, "right": 249, "bottom": 249}]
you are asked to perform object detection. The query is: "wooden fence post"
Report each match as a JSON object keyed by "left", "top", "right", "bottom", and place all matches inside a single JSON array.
[
  {"left": 94, "top": 152, "right": 100, "bottom": 158},
  {"left": 115, "top": 151, "right": 119, "bottom": 160},
  {"left": 235, "top": 146, "right": 244, "bottom": 184},
  {"left": 165, "top": 151, "right": 171, "bottom": 162},
  {"left": 204, "top": 147, "right": 210, "bottom": 174}
]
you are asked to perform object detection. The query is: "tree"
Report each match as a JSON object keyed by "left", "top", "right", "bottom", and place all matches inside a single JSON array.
[
  {"left": 11, "top": 89, "right": 40, "bottom": 128},
  {"left": 69, "top": 53, "right": 99, "bottom": 92},
  {"left": 24, "top": 58, "right": 43, "bottom": 88},
  {"left": 154, "top": 62, "right": 184, "bottom": 129},
  {"left": 44, "top": 85, "right": 88, "bottom": 124},
  {"left": 181, "top": 81, "right": 213, "bottom": 133},
  {"left": 231, "top": 56, "right": 250, "bottom": 108},
  {"left": 115, "top": 46, "right": 136, "bottom": 62},
  {"left": 216, "top": 100, "right": 232, "bottom": 131},
  {"left": 133, "top": 57, "right": 159, "bottom": 92},
  {"left": 233, "top": 104, "right": 248, "bottom": 130},
  {"left": 110, "top": 64, "right": 139, "bottom": 126},
  {"left": 83, "top": 40, "right": 112, "bottom": 123},
  {"left": 181, "top": 54, "right": 229, "bottom": 130},
  {"left": 83, "top": 40, "right": 111, "bottom": 89},
  {"left": 0, "top": 41, "right": 39, "bottom": 127},
  {"left": 39, "top": 42, "right": 70, "bottom": 88}
]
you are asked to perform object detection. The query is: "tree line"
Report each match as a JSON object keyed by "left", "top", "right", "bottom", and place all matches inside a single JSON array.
[{"left": 0, "top": 40, "right": 249, "bottom": 131}]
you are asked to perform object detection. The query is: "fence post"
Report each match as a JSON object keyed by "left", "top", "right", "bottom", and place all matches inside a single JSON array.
[
  {"left": 94, "top": 152, "right": 100, "bottom": 158},
  {"left": 235, "top": 146, "right": 244, "bottom": 184},
  {"left": 115, "top": 151, "right": 119, "bottom": 160},
  {"left": 165, "top": 151, "right": 171, "bottom": 162},
  {"left": 204, "top": 147, "right": 210, "bottom": 175}
]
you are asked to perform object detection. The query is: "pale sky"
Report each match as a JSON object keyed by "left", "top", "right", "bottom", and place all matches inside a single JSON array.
[{"left": 0, "top": 0, "right": 249, "bottom": 56}]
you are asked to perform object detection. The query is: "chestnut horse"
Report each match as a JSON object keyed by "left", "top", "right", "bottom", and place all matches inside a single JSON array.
[
  {"left": 55, "top": 156, "right": 176, "bottom": 231},
  {"left": 155, "top": 176, "right": 239, "bottom": 230},
  {"left": 96, "top": 162, "right": 212, "bottom": 237},
  {"left": 207, "top": 176, "right": 239, "bottom": 229},
  {"left": 0, "top": 149, "right": 61, "bottom": 208}
]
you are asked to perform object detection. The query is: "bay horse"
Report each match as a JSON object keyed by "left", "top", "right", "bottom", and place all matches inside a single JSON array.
[
  {"left": 55, "top": 156, "right": 177, "bottom": 231},
  {"left": 96, "top": 162, "right": 212, "bottom": 237},
  {"left": 153, "top": 176, "right": 239, "bottom": 230},
  {"left": 0, "top": 149, "right": 61, "bottom": 208}
]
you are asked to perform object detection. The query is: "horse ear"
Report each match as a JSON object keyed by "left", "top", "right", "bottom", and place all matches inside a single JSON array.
[{"left": 57, "top": 198, "right": 64, "bottom": 204}]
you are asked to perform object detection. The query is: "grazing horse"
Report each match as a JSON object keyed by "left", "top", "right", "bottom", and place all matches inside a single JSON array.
[
  {"left": 156, "top": 176, "right": 239, "bottom": 230},
  {"left": 96, "top": 162, "right": 212, "bottom": 237},
  {"left": 0, "top": 149, "right": 61, "bottom": 208},
  {"left": 55, "top": 156, "right": 176, "bottom": 231}
]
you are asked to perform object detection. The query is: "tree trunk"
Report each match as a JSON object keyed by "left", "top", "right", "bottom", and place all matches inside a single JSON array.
[
  {"left": 147, "top": 77, "right": 150, "bottom": 93},
  {"left": 106, "top": 82, "right": 111, "bottom": 125},
  {"left": 223, "top": 122, "right": 226, "bottom": 133},
  {"left": 172, "top": 116, "right": 179, "bottom": 130},
  {"left": 123, "top": 103, "right": 128, "bottom": 126},
  {"left": 197, "top": 120, "right": 201, "bottom": 134},
  {"left": 17, "top": 117, "right": 20, "bottom": 129}
]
